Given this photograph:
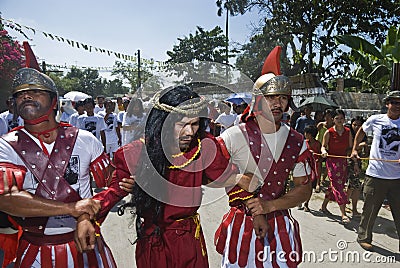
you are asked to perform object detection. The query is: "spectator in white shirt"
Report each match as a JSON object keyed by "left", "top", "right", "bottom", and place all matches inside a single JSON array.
[
  {"left": 121, "top": 97, "right": 145, "bottom": 145},
  {"left": 69, "top": 100, "right": 86, "bottom": 127},
  {"left": 99, "top": 99, "right": 121, "bottom": 158},
  {"left": 215, "top": 101, "right": 237, "bottom": 134},
  {"left": 76, "top": 98, "right": 107, "bottom": 149},
  {"left": 93, "top": 95, "right": 106, "bottom": 114},
  {"left": 0, "top": 96, "right": 24, "bottom": 131}
]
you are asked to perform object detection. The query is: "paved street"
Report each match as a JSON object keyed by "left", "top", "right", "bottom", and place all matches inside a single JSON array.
[{"left": 102, "top": 187, "right": 399, "bottom": 267}]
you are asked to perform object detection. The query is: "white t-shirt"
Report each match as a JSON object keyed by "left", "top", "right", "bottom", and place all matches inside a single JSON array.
[
  {"left": 215, "top": 113, "right": 237, "bottom": 133},
  {"left": 121, "top": 113, "right": 145, "bottom": 146},
  {"left": 76, "top": 114, "right": 107, "bottom": 141},
  {"left": 100, "top": 112, "right": 119, "bottom": 145},
  {"left": 0, "top": 129, "right": 104, "bottom": 234},
  {"left": 363, "top": 114, "right": 400, "bottom": 179},
  {"left": 0, "top": 117, "right": 8, "bottom": 136},
  {"left": 221, "top": 122, "right": 310, "bottom": 185},
  {"left": 93, "top": 105, "right": 105, "bottom": 114},
  {"left": 0, "top": 111, "right": 24, "bottom": 131},
  {"left": 69, "top": 112, "right": 81, "bottom": 127},
  {"left": 59, "top": 112, "right": 73, "bottom": 123}
]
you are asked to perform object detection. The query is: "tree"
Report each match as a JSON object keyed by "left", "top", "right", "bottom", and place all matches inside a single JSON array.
[
  {"left": 104, "top": 78, "right": 129, "bottom": 96},
  {"left": 111, "top": 60, "right": 156, "bottom": 95},
  {"left": 216, "top": 0, "right": 249, "bottom": 65},
  {"left": 57, "top": 67, "right": 105, "bottom": 97},
  {"left": 231, "top": 0, "right": 400, "bottom": 81},
  {"left": 166, "top": 26, "right": 236, "bottom": 64},
  {"left": 0, "top": 16, "right": 24, "bottom": 111},
  {"left": 335, "top": 25, "right": 400, "bottom": 93}
]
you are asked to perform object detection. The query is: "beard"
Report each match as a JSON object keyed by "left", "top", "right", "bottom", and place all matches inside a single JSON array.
[{"left": 18, "top": 100, "right": 45, "bottom": 120}]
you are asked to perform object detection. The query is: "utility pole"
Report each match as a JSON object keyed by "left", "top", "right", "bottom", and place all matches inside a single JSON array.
[
  {"left": 225, "top": 7, "right": 229, "bottom": 66},
  {"left": 137, "top": 49, "right": 142, "bottom": 98},
  {"left": 225, "top": 4, "right": 229, "bottom": 83}
]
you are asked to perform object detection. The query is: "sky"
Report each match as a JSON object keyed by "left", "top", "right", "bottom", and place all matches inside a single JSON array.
[{"left": 1, "top": 0, "right": 261, "bottom": 75}]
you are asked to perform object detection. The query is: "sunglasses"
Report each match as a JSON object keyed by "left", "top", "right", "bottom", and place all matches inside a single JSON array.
[{"left": 389, "top": 100, "right": 400, "bottom": 105}]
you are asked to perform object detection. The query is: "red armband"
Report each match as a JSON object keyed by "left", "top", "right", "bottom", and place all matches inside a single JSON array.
[
  {"left": 90, "top": 153, "right": 113, "bottom": 188},
  {"left": 0, "top": 162, "right": 26, "bottom": 194},
  {"left": 227, "top": 185, "right": 254, "bottom": 207}
]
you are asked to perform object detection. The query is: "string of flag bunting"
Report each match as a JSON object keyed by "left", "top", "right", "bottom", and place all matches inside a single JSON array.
[
  {"left": 1, "top": 17, "right": 168, "bottom": 68},
  {"left": 46, "top": 63, "right": 115, "bottom": 72}
]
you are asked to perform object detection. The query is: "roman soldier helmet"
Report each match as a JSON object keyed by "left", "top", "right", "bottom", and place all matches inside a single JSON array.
[
  {"left": 12, "top": 67, "right": 57, "bottom": 97},
  {"left": 251, "top": 46, "right": 297, "bottom": 112},
  {"left": 11, "top": 42, "right": 58, "bottom": 124}
]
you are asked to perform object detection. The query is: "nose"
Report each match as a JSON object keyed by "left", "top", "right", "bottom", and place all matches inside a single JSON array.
[
  {"left": 269, "top": 96, "right": 283, "bottom": 107},
  {"left": 18, "top": 91, "right": 34, "bottom": 100},
  {"left": 181, "top": 124, "right": 194, "bottom": 137}
]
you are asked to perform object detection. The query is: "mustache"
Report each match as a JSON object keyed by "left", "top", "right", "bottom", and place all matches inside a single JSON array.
[
  {"left": 20, "top": 100, "right": 40, "bottom": 108},
  {"left": 179, "top": 135, "right": 194, "bottom": 141},
  {"left": 271, "top": 108, "right": 283, "bottom": 113}
]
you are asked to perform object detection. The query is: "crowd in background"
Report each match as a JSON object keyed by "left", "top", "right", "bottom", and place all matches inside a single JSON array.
[{"left": 0, "top": 90, "right": 388, "bottom": 240}]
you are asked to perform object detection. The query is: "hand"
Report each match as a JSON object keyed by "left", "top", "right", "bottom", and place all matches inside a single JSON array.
[
  {"left": 252, "top": 215, "right": 269, "bottom": 239},
  {"left": 350, "top": 150, "right": 359, "bottom": 160},
  {"left": 74, "top": 214, "right": 96, "bottom": 252},
  {"left": 321, "top": 150, "right": 328, "bottom": 158},
  {"left": 246, "top": 197, "right": 272, "bottom": 216},
  {"left": 69, "top": 199, "right": 101, "bottom": 219},
  {"left": 119, "top": 175, "right": 135, "bottom": 193}
]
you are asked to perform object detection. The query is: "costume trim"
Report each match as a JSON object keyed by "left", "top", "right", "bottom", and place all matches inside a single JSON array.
[
  {"left": 0, "top": 162, "right": 26, "bottom": 194},
  {"left": 168, "top": 138, "right": 201, "bottom": 169},
  {"left": 176, "top": 213, "right": 206, "bottom": 256},
  {"left": 90, "top": 152, "right": 113, "bottom": 188}
]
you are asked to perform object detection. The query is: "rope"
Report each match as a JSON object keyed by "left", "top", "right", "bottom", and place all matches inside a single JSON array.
[{"left": 314, "top": 153, "right": 399, "bottom": 163}]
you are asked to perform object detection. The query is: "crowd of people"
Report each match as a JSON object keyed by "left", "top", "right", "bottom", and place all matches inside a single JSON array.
[{"left": 0, "top": 46, "right": 399, "bottom": 268}]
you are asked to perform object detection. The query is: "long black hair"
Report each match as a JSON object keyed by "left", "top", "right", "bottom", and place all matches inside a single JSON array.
[{"left": 120, "top": 85, "right": 208, "bottom": 239}]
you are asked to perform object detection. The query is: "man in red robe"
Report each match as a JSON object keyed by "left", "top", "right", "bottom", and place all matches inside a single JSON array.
[{"left": 76, "top": 85, "right": 254, "bottom": 267}]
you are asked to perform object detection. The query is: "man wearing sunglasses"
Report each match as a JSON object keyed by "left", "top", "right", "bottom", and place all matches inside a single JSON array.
[{"left": 352, "top": 88, "right": 400, "bottom": 252}]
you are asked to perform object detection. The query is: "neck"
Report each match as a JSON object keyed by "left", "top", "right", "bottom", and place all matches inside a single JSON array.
[
  {"left": 334, "top": 125, "right": 344, "bottom": 132},
  {"left": 24, "top": 118, "right": 59, "bottom": 143},
  {"left": 388, "top": 112, "right": 400, "bottom": 120},
  {"left": 256, "top": 115, "right": 280, "bottom": 134}
]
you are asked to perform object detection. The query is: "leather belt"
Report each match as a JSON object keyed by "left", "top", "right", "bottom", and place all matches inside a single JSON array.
[{"left": 21, "top": 231, "right": 75, "bottom": 246}]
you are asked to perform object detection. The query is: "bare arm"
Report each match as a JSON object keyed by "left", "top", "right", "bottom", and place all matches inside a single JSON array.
[
  {"left": 347, "top": 131, "right": 354, "bottom": 156},
  {"left": 321, "top": 130, "right": 330, "bottom": 157},
  {"left": 0, "top": 185, "right": 100, "bottom": 219},
  {"left": 245, "top": 175, "right": 312, "bottom": 216},
  {"left": 100, "top": 130, "right": 106, "bottom": 150},
  {"left": 351, "top": 128, "right": 366, "bottom": 158},
  {"left": 207, "top": 173, "right": 259, "bottom": 192}
]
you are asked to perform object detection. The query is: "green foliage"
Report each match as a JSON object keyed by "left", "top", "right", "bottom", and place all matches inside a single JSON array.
[
  {"left": 166, "top": 26, "right": 234, "bottom": 64},
  {"left": 111, "top": 60, "right": 156, "bottom": 95},
  {"left": 216, "top": 0, "right": 248, "bottom": 16},
  {"left": 231, "top": 0, "right": 400, "bottom": 81},
  {"left": 51, "top": 67, "right": 129, "bottom": 98},
  {"left": 335, "top": 25, "right": 400, "bottom": 93}
]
